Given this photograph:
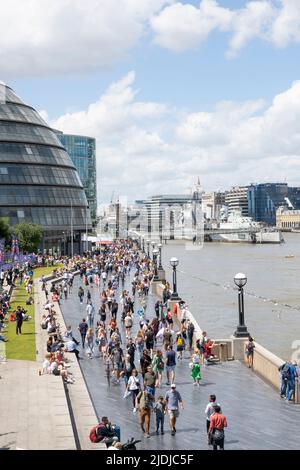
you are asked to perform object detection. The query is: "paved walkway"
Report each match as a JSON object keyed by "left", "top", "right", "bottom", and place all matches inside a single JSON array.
[
  {"left": 60, "top": 275, "right": 300, "bottom": 450},
  {"left": 0, "top": 360, "right": 76, "bottom": 450}
]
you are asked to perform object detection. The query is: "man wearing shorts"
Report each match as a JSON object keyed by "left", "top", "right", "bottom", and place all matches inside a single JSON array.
[{"left": 165, "top": 384, "right": 184, "bottom": 436}]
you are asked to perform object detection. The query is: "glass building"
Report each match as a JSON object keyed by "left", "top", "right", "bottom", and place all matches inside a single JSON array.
[
  {"left": 56, "top": 133, "right": 97, "bottom": 222},
  {"left": 0, "top": 83, "right": 91, "bottom": 253},
  {"left": 247, "top": 183, "right": 300, "bottom": 225}
]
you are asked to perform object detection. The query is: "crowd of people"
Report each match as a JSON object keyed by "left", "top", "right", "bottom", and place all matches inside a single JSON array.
[
  {"left": 3, "top": 238, "right": 300, "bottom": 450},
  {"left": 35, "top": 240, "right": 231, "bottom": 450}
]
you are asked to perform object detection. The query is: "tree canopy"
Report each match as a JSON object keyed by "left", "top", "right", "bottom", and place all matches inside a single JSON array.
[{"left": 12, "top": 222, "right": 43, "bottom": 253}]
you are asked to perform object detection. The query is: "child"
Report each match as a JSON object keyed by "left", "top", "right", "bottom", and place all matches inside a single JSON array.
[{"left": 154, "top": 396, "right": 166, "bottom": 435}]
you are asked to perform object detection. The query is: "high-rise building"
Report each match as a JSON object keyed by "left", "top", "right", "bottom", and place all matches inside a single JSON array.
[
  {"left": 248, "top": 183, "right": 300, "bottom": 225},
  {"left": 0, "top": 83, "right": 91, "bottom": 253},
  {"left": 57, "top": 133, "right": 97, "bottom": 221},
  {"left": 225, "top": 186, "right": 249, "bottom": 216}
]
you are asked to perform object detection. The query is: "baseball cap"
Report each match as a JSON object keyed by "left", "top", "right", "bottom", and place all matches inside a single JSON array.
[{"left": 171, "top": 383, "right": 176, "bottom": 388}]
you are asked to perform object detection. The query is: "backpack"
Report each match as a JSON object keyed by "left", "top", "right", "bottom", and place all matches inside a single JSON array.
[
  {"left": 89, "top": 424, "right": 105, "bottom": 443},
  {"left": 281, "top": 363, "right": 291, "bottom": 380},
  {"left": 177, "top": 336, "right": 183, "bottom": 347},
  {"left": 157, "top": 358, "right": 164, "bottom": 370}
]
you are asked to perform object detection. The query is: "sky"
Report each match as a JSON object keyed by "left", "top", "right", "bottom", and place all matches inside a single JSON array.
[{"left": 1, "top": 0, "right": 300, "bottom": 204}]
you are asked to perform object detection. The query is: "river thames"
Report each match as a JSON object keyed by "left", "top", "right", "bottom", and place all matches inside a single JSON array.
[{"left": 161, "top": 233, "right": 300, "bottom": 360}]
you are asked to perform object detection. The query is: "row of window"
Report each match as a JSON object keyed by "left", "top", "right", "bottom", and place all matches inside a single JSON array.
[
  {"left": 0, "top": 206, "right": 91, "bottom": 229},
  {"left": 0, "top": 186, "right": 87, "bottom": 206},
  {"left": 0, "top": 103, "right": 45, "bottom": 126},
  {"left": 0, "top": 122, "right": 60, "bottom": 146},
  {"left": 2, "top": 87, "right": 24, "bottom": 105},
  {"left": 0, "top": 164, "right": 82, "bottom": 187},
  {"left": 0, "top": 142, "right": 72, "bottom": 167}
]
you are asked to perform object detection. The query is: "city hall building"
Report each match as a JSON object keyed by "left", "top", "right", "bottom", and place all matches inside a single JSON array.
[{"left": 0, "top": 83, "right": 91, "bottom": 254}]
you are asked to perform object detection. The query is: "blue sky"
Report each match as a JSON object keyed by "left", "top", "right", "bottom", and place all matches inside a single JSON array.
[
  {"left": 7, "top": 0, "right": 297, "bottom": 118},
  {"left": 1, "top": 0, "right": 300, "bottom": 202}
]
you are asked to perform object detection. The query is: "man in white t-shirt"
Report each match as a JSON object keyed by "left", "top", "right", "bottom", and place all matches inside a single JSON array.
[{"left": 205, "top": 394, "right": 222, "bottom": 442}]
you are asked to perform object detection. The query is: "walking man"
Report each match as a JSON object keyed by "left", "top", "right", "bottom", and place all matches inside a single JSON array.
[
  {"left": 78, "top": 318, "right": 88, "bottom": 348},
  {"left": 136, "top": 389, "right": 154, "bottom": 438},
  {"left": 86, "top": 302, "right": 95, "bottom": 328},
  {"left": 208, "top": 405, "right": 227, "bottom": 451},
  {"left": 165, "top": 384, "right": 184, "bottom": 436},
  {"left": 165, "top": 345, "right": 176, "bottom": 385},
  {"left": 205, "top": 395, "right": 221, "bottom": 444}
]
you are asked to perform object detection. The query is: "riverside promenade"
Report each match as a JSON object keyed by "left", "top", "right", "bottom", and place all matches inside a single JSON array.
[{"left": 59, "top": 274, "right": 300, "bottom": 450}]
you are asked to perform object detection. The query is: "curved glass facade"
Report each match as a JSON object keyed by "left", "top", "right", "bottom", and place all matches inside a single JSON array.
[{"left": 0, "top": 84, "right": 91, "bottom": 245}]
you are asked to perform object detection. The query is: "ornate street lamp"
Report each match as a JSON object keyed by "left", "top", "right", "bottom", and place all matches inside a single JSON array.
[
  {"left": 152, "top": 248, "right": 159, "bottom": 281},
  {"left": 146, "top": 239, "right": 150, "bottom": 257},
  {"left": 233, "top": 273, "right": 250, "bottom": 338},
  {"left": 157, "top": 243, "right": 163, "bottom": 269},
  {"left": 170, "top": 257, "right": 181, "bottom": 300}
]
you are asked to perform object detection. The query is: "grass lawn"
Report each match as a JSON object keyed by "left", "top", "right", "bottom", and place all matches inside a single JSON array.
[{"left": 5, "top": 265, "right": 63, "bottom": 361}]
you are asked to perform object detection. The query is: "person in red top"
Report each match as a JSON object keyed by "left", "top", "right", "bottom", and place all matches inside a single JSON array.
[{"left": 208, "top": 405, "right": 227, "bottom": 451}]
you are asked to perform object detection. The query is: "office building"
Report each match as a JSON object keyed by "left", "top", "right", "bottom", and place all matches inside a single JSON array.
[
  {"left": 0, "top": 83, "right": 91, "bottom": 253},
  {"left": 225, "top": 186, "right": 249, "bottom": 217},
  {"left": 57, "top": 133, "right": 97, "bottom": 221},
  {"left": 247, "top": 183, "right": 300, "bottom": 225}
]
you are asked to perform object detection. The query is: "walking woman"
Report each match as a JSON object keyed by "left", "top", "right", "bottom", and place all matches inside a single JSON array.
[
  {"left": 86, "top": 328, "right": 94, "bottom": 359},
  {"left": 152, "top": 349, "right": 164, "bottom": 388},
  {"left": 190, "top": 350, "right": 201, "bottom": 386},
  {"left": 126, "top": 369, "right": 141, "bottom": 413}
]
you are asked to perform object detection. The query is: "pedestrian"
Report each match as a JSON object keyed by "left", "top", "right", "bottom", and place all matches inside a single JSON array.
[
  {"left": 15, "top": 306, "right": 23, "bottom": 335},
  {"left": 154, "top": 396, "right": 166, "bottom": 435},
  {"left": 286, "top": 361, "right": 297, "bottom": 402},
  {"left": 190, "top": 350, "right": 201, "bottom": 386},
  {"left": 152, "top": 349, "right": 164, "bottom": 388},
  {"left": 136, "top": 389, "right": 154, "bottom": 438},
  {"left": 140, "top": 350, "right": 152, "bottom": 379},
  {"left": 126, "top": 369, "right": 141, "bottom": 413},
  {"left": 86, "top": 302, "right": 94, "bottom": 328},
  {"left": 78, "top": 318, "right": 88, "bottom": 348},
  {"left": 163, "top": 327, "right": 173, "bottom": 352},
  {"left": 144, "top": 365, "right": 156, "bottom": 397},
  {"left": 279, "top": 361, "right": 292, "bottom": 398},
  {"left": 165, "top": 384, "right": 184, "bottom": 436},
  {"left": 176, "top": 332, "right": 185, "bottom": 360},
  {"left": 205, "top": 395, "right": 221, "bottom": 443},
  {"left": 187, "top": 320, "right": 195, "bottom": 351},
  {"left": 208, "top": 405, "right": 227, "bottom": 451},
  {"left": 124, "top": 312, "right": 133, "bottom": 340},
  {"left": 165, "top": 345, "right": 176, "bottom": 385},
  {"left": 78, "top": 286, "right": 84, "bottom": 304},
  {"left": 86, "top": 328, "right": 94, "bottom": 359},
  {"left": 244, "top": 336, "right": 255, "bottom": 368}
]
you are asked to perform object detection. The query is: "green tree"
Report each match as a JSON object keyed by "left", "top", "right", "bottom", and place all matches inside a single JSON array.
[
  {"left": 12, "top": 222, "right": 43, "bottom": 253},
  {"left": 0, "top": 217, "right": 11, "bottom": 245}
]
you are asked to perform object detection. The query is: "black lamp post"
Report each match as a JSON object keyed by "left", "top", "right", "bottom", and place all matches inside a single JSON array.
[
  {"left": 233, "top": 273, "right": 250, "bottom": 338},
  {"left": 146, "top": 239, "right": 150, "bottom": 257},
  {"left": 152, "top": 248, "right": 159, "bottom": 281},
  {"left": 157, "top": 243, "right": 163, "bottom": 269},
  {"left": 141, "top": 236, "right": 145, "bottom": 253},
  {"left": 170, "top": 257, "right": 181, "bottom": 301}
]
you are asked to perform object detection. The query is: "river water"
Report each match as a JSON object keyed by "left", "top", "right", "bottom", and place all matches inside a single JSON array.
[{"left": 160, "top": 233, "right": 300, "bottom": 360}]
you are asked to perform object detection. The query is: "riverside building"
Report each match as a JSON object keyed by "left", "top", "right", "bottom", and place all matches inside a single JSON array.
[
  {"left": 56, "top": 133, "right": 97, "bottom": 223},
  {"left": 0, "top": 83, "right": 91, "bottom": 254}
]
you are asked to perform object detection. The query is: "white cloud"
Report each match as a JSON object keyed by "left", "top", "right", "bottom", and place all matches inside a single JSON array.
[
  {"left": 151, "top": 0, "right": 233, "bottom": 52},
  {"left": 0, "top": 0, "right": 171, "bottom": 78},
  {"left": 51, "top": 73, "right": 300, "bottom": 201},
  {"left": 151, "top": 0, "right": 300, "bottom": 56},
  {"left": 271, "top": 0, "right": 300, "bottom": 47}
]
